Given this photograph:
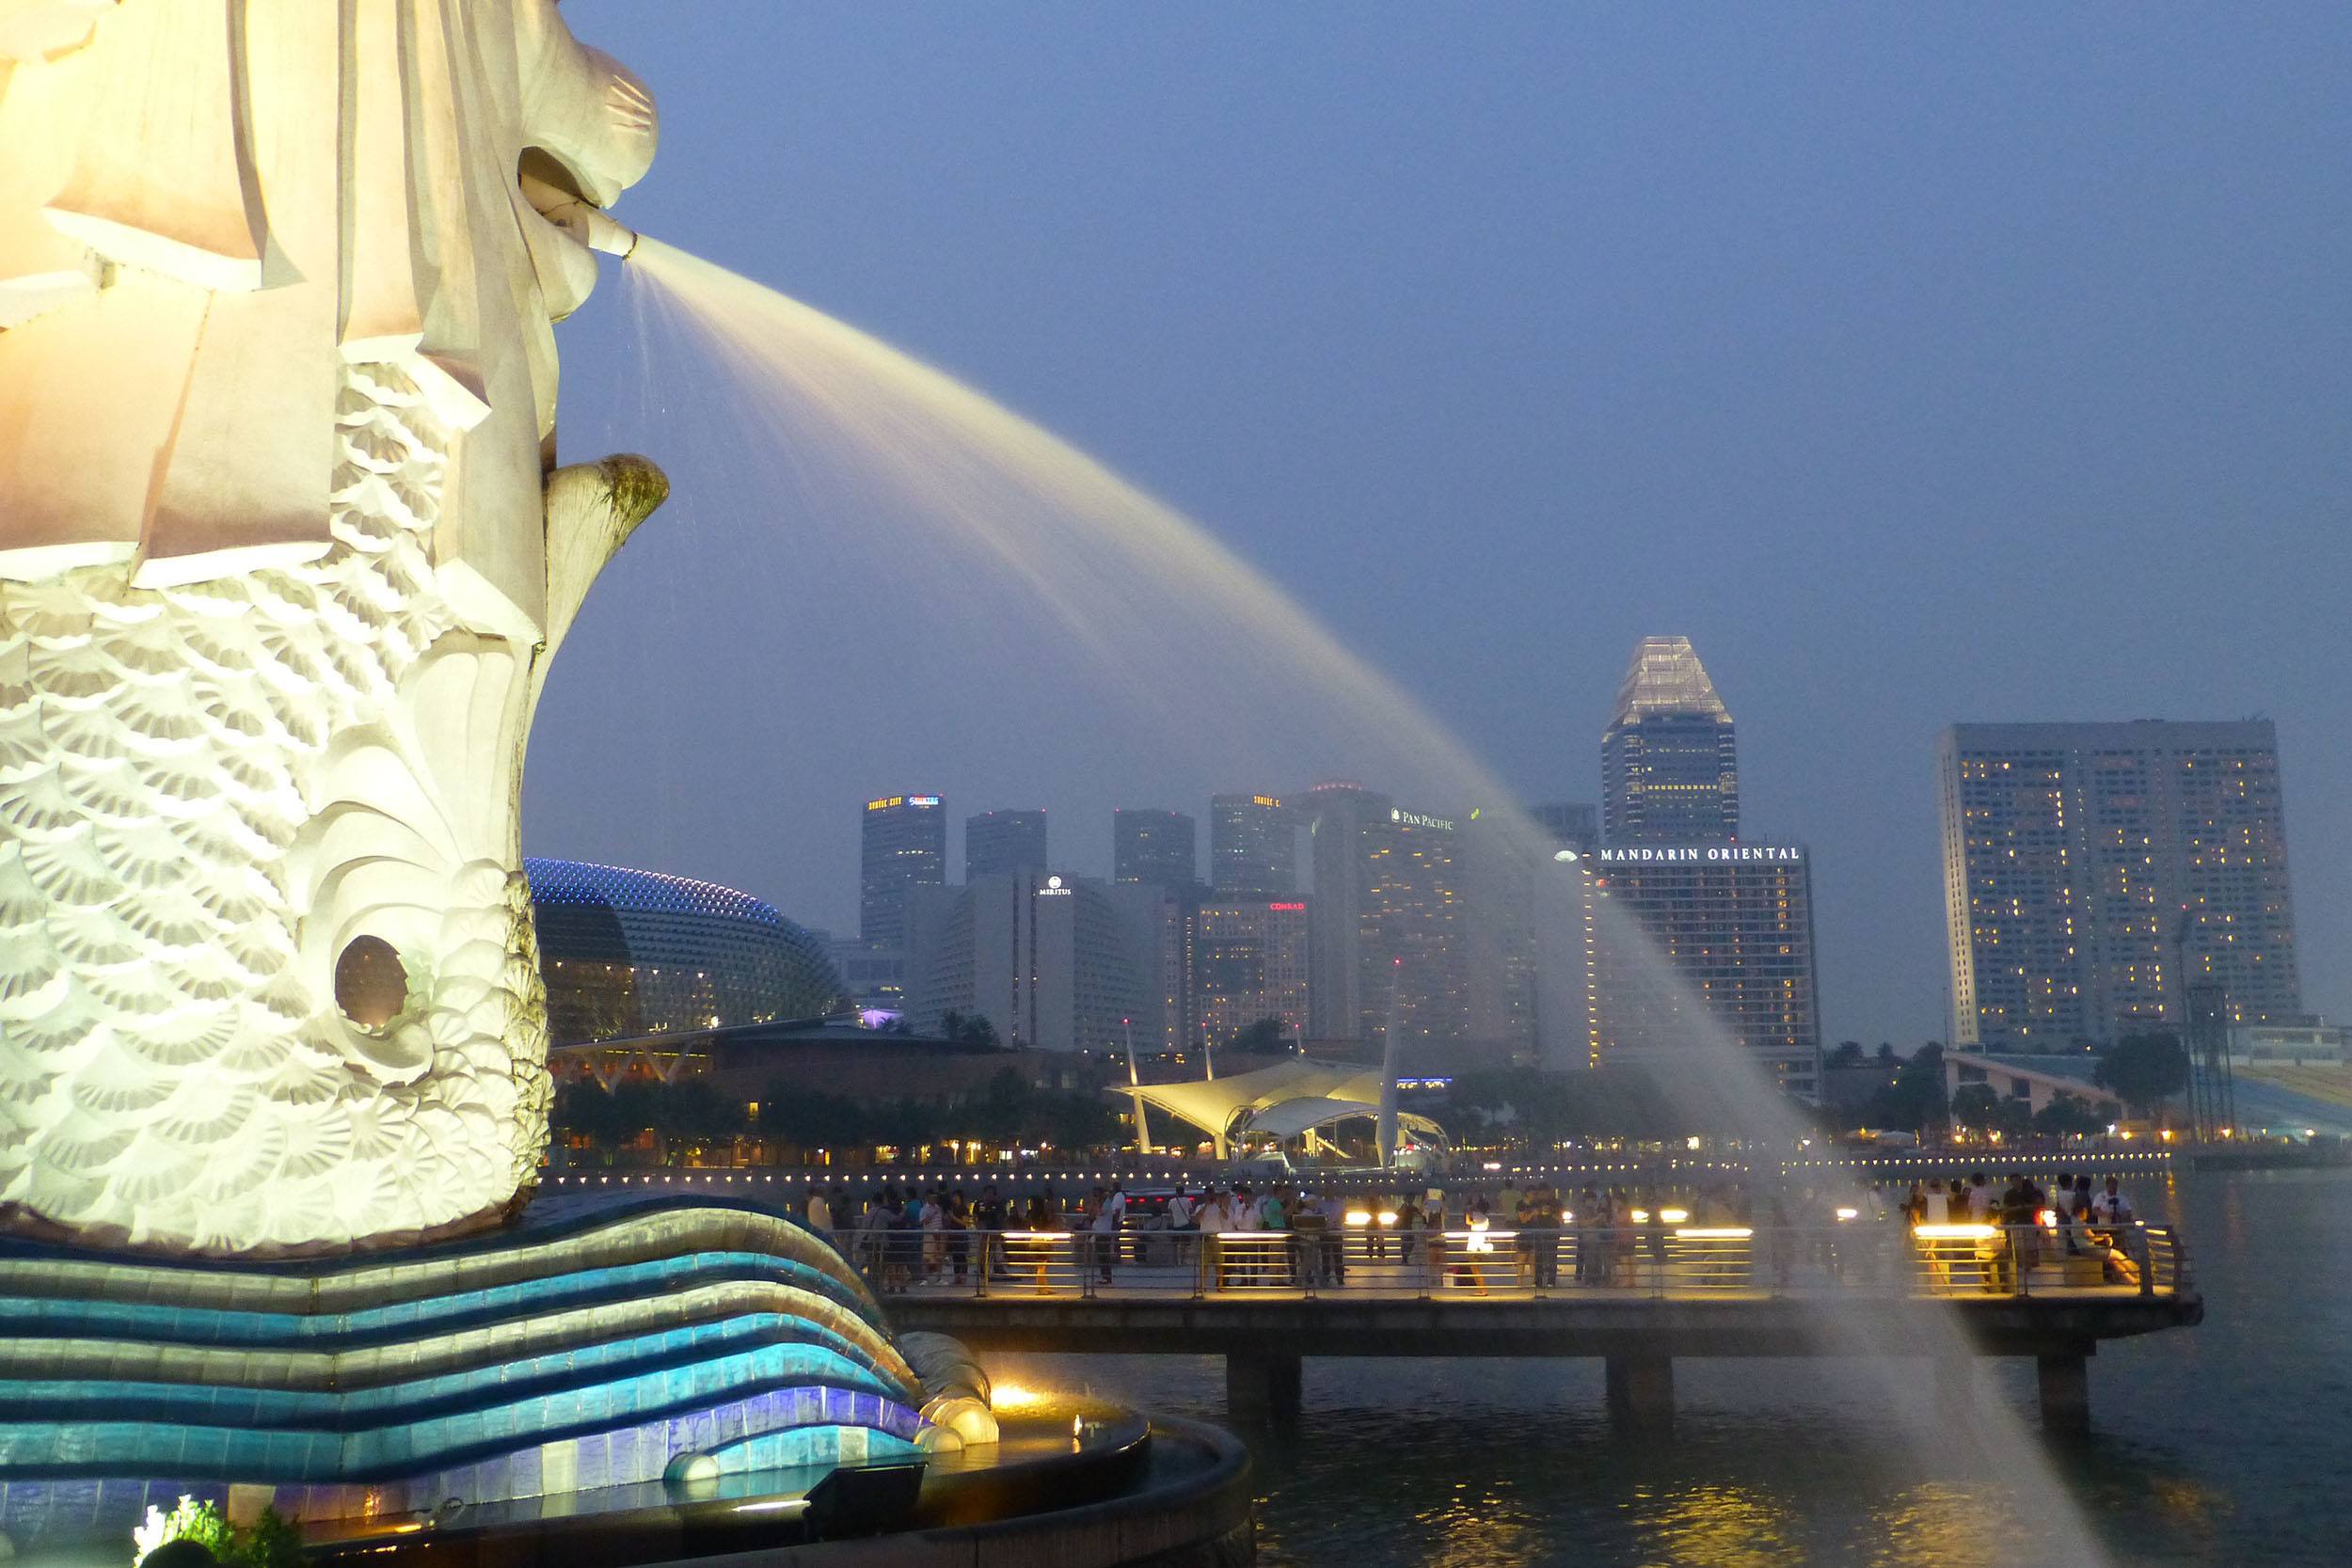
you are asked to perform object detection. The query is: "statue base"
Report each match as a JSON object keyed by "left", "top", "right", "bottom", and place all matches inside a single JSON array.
[{"left": 0, "top": 1197, "right": 933, "bottom": 1551}]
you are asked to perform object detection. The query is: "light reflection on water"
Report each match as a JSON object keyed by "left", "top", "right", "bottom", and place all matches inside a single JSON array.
[{"left": 986, "top": 1169, "right": 2350, "bottom": 1567}]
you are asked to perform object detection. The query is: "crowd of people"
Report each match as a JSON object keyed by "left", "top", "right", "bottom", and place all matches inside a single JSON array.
[{"left": 799, "top": 1169, "right": 2148, "bottom": 1295}]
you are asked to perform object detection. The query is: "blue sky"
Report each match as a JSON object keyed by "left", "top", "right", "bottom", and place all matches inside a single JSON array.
[{"left": 533, "top": 2, "right": 2351, "bottom": 1045}]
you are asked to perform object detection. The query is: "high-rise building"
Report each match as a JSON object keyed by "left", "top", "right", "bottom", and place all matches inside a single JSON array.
[
  {"left": 1938, "top": 721, "right": 2302, "bottom": 1052},
  {"left": 1588, "top": 842, "right": 1822, "bottom": 1101},
  {"left": 1304, "top": 782, "right": 1384, "bottom": 1042},
  {"left": 1191, "top": 897, "right": 1311, "bottom": 1050},
  {"left": 858, "top": 793, "right": 946, "bottom": 945},
  {"left": 1301, "top": 782, "right": 1469, "bottom": 1052},
  {"left": 1108, "top": 880, "right": 1191, "bottom": 1057},
  {"left": 905, "top": 870, "right": 1150, "bottom": 1053},
  {"left": 1460, "top": 804, "right": 1608, "bottom": 1068},
  {"left": 1462, "top": 811, "right": 1537, "bottom": 1057},
  {"left": 1602, "top": 637, "right": 1739, "bottom": 844},
  {"left": 1209, "top": 793, "right": 1297, "bottom": 896},
  {"left": 964, "top": 809, "right": 1047, "bottom": 882},
  {"left": 1113, "top": 808, "right": 1198, "bottom": 890},
  {"left": 1529, "top": 801, "right": 1601, "bottom": 853}
]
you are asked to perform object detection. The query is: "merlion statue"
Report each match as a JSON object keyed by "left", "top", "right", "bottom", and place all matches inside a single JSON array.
[{"left": 0, "top": 0, "right": 660, "bottom": 1255}]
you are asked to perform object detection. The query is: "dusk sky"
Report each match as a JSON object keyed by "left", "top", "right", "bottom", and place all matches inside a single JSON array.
[{"left": 532, "top": 2, "right": 2350, "bottom": 1047}]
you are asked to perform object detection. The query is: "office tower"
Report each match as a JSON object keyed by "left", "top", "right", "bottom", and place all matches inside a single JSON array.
[
  {"left": 1938, "top": 721, "right": 2302, "bottom": 1051},
  {"left": 1529, "top": 801, "right": 1601, "bottom": 854},
  {"left": 964, "top": 808, "right": 1048, "bottom": 882},
  {"left": 905, "top": 871, "right": 1149, "bottom": 1053},
  {"left": 1304, "top": 783, "right": 1383, "bottom": 1042},
  {"left": 1209, "top": 793, "right": 1297, "bottom": 895},
  {"left": 858, "top": 793, "right": 945, "bottom": 945},
  {"left": 1108, "top": 879, "right": 1191, "bottom": 1057},
  {"left": 1511, "top": 803, "right": 1602, "bottom": 1071},
  {"left": 1301, "top": 782, "right": 1468, "bottom": 1053},
  {"left": 1602, "top": 637, "right": 1739, "bottom": 844},
  {"left": 1113, "top": 808, "right": 1198, "bottom": 890},
  {"left": 1462, "top": 811, "right": 1537, "bottom": 1057},
  {"left": 1190, "top": 896, "right": 1311, "bottom": 1050},
  {"left": 1589, "top": 841, "right": 1823, "bottom": 1101}
]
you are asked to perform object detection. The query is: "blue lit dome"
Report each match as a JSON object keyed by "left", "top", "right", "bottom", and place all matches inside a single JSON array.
[{"left": 526, "top": 858, "right": 845, "bottom": 1041}]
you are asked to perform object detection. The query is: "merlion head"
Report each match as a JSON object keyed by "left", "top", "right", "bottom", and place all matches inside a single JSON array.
[{"left": 0, "top": 0, "right": 664, "bottom": 1255}]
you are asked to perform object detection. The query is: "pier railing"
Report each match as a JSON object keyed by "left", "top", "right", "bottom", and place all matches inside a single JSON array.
[{"left": 847, "top": 1222, "right": 2189, "bottom": 1304}]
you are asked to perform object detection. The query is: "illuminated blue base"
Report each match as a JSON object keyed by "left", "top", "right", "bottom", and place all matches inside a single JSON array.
[{"left": 0, "top": 1199, "right": 927, "bottom": 1544}]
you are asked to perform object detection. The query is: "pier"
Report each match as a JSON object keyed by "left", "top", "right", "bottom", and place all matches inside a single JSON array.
[{"left": 867, "top": 1223, "right": 2200, "bottom": 1435}]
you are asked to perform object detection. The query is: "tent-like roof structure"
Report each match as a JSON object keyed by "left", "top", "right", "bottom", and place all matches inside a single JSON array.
[
  {"left": 1115, "top": 1057, "right": 1446, "bottom": 1148},
  {"left": 1239, "top": 1097, "right": 1446, "bottom": 1145}
]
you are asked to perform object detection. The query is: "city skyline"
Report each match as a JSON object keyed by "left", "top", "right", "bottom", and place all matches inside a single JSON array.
[{"left": 529, "top": 2, "right": 2351, "bottom": 1048}]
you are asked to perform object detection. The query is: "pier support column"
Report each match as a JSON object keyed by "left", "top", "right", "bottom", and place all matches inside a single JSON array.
[
  {"left": 2036, "top": 1352, "right": 2090, "bottom": 1437},
  {"left": 1604, "top": 1354, "right": 1674, "bottom": 1433},
  {"left": 1226, "top": 1351, "right": 1303, "bottom": 1429}
]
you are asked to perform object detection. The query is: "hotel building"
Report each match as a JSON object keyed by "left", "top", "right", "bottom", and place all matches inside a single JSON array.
[
  {"left": 858, "top": 792, "right": 946, "bottom": 945},
  {"left": 1938, "top": 720, "right": 2301, "bottom": 1051}
]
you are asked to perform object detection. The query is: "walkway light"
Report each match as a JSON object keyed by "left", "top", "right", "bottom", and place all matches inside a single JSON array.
[
  {"left": 1629, "top": 1209, "right": 1650, "bottom": 1223},
  {"left": 1660, "top": 1208, "right": 1690, "bottom": 1224},
  {"left": 1344, "top": 1211, "right": 1373, "bottom": 1227},
  {"left": 1835, "top": 1207, "right": 1858, "bottom": 1222},
  {"left": 1674, "top": 1227, "right": 1752, "bottom": 1240}
]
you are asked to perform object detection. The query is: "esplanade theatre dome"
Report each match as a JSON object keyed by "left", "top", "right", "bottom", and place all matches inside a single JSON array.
[{"left": 525, "top": 859, "right": 847, "bottom": 1043}]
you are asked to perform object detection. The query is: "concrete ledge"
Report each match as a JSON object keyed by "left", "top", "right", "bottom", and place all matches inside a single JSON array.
[{"left": 889, "top": 1291, "right": 2201, "bottom": 1361}]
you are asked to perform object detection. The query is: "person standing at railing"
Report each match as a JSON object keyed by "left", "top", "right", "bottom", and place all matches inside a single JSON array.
[
  {"left": 1195, "top": 1189, "right": 1232, "bottom": 1290},
  {"left": 1574, "top": 1186, "right": 1602, "bottom": 1285},
  {"left": 1259, "top": 1187, "right": 1295, "bottom": 1286},
  {"left": 1406, "top": 1194, "right": 1445, "bottom": 1286},
  {"left": 945, "top": 1190, "right": 972, "bottom": 1286},
  {"left": 856, "top": 1194, "right": 898, "bottom": 1294},
  {"left": 1458, "top": 1197, "right": 1496, "bottom": 1295},
  {"left": 1997, "top": 1172, "right": 2042, "bottom": 1289},
  {"left": 974, "top": 1183, "right": 1007, "bottom": 1282},
  {"left": 1168, "top": 1188, "right": 1198, "bottom": 1266},
  {"left": 1963, "top": 1170, "right": 1994, "bottom": 1223},
  {"left": 1520, "top": 1183, "right": 1562, "bottom": 1288},
  {"left": 1292, "top": 1190, "right": 1328, "bottom": 1287},
  {"left": 1093, "top": 1184, "right": 1127, "bottom": 1284},
  {"left": 806, "top": 1185, "right": 834, "bottom": 1237},
  {"left": 1316, "top": 1191, "right": 1347, "bottom": 1285},
  {"left": 919, "top": 1189, "right": 947, "bottom": 1284},
  {"left": 2090, "top": 1176, "right": 2142, "bottom": 1286}
]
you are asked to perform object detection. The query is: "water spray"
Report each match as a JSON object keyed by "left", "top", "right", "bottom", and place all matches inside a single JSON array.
[{"left": 544, "top": 198, "right": 641, "bottom": 259}]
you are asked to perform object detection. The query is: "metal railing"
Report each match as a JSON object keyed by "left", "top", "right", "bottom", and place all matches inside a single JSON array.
[{"left": 848, "top": 1220, "right": 2191, "bottom": 1304}]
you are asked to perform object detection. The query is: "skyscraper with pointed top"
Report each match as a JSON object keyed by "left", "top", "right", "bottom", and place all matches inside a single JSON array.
[
  {"left": 1602, "top": 636, "right": 1739, "bottom": 845},
  {"left": 1589, "top": 637, "right": 1821, "bottom": 1101}
]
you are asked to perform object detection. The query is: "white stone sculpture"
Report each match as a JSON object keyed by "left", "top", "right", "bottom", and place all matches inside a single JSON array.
[{"left": 0, "top": 0, "right": 660, "bottom": 1255}]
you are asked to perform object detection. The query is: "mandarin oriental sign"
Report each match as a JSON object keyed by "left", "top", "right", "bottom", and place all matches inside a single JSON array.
[{"left": 1595, "top": 845, "right": 1804, "bottom": 863}]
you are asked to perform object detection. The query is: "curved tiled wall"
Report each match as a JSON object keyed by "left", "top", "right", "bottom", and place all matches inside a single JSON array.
[{"left": 0, "top": 1199, "right": 929, "bottom": 1540}]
